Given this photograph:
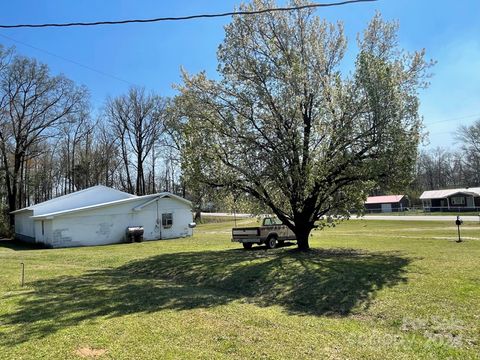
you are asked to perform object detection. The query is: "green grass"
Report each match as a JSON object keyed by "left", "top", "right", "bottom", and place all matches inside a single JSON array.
[{"left": 0, "top": 219, "right": 479, "bottom": 359}]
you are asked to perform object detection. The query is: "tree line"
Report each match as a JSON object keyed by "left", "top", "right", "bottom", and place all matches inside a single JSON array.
[
  {"left": 0, "top": 45, "right": 187, "bottom": 230},
  {"left": 0, "top": 43, "right": 256, "bottom": 233},
  {"left": 409, "top": 124, "right": 480, "bottom": 203}
]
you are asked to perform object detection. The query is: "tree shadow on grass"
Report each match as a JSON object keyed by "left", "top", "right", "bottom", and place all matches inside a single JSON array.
[{"left": 0, "top": 247, "right": 410, "bottom": 345}]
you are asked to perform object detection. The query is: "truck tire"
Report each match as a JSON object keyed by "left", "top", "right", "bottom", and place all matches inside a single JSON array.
[
  {"left": 243, "top": 243, "right": 253, "bottom": 250},
  {"left": 265, "top": 236, "right": 277, "bottom": 249}
]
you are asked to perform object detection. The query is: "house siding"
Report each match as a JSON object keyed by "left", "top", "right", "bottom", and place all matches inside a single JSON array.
[
  {"left": 14, "top": 210, "right": 35, "bottom": 242},
  {"left": 426, "top": 195, "right": 480, "bottom": 212},
  {"left": 39, "top": 197, "right": 192, "bottom": 248}
]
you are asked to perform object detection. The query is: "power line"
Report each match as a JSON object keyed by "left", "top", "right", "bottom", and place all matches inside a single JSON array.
[
  {"left": 0, "top": 33, "right": 135, "bottom": 86},
  {"left": 427, "top": 131, "right": 454, "bottom": 135},
  {"left": 425, "top": 113, "right": 480, "bottom": 126},
  {"left": 0, "top": 0, "right": 376, "bottom": 29}
]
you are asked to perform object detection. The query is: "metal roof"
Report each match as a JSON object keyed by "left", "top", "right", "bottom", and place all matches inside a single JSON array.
[
  {"left": 420, "top": 187, "right": 480, "bottom": 200},
  {"left": 30, "top": 192, "right": 192, "bottom": 220},
  {"left": 11, "top": 185, "right": 135, "bottom": 215},
  {"left": 12, "top": 185, "right": 192, "bottom": 219},
  {"left": 365, "top": 195, "right": 405, "bottom": 204}
]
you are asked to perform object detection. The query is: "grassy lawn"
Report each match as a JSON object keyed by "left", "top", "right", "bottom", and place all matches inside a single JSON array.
[{"left": 0, "top": 220, "right": 479, "bottom": 359}]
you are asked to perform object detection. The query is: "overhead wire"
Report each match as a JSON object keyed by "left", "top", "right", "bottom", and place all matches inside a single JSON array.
[
  {"left": 0, "top": 0, "right": 376, "bottom": 29},
  {"left": 0, "top": 33, "right": 136, "bottom": 85},
  {"left": 0, "top": 1, "right": 375, "bottom": 84},
  {"left": 424, "top": 113, "right": 480, "bottom": 126}
]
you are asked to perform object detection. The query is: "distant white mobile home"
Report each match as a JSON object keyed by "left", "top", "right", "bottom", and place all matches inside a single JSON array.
[
  {"left": 420, "top": 187, "right": 480, "bottom": 212},
  {"left": 12, "top": 185, "right": 193, "bottom": 248}
]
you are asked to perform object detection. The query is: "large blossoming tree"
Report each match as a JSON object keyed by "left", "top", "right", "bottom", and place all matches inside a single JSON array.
[{"left": 177, "top": 0, "right": 433, "bottom": 250}]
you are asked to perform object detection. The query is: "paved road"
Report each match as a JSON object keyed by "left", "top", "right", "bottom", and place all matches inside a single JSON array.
[
  {"left": 359, "top": 215, "right": 480, "bottom": 222},
  {"left": 201, "top": 212, "right": 254, "bottom": 218},
  {"left": 202, "top": 212, "right": 480, "bottom": 222}
]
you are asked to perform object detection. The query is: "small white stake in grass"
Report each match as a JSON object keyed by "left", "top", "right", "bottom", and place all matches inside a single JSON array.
[{"left": 20, "top": 262, "right": 25, "bottom": 287}]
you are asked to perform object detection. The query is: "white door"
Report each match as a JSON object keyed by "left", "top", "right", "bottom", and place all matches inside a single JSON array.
[
  {"left": 381, "top": 203, "right": 392, "bottom": 213},
  {"left": 161, "top": 211, "right": 174, "bottom": 239}
]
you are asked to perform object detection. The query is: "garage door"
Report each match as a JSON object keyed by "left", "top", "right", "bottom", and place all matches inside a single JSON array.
[{"left": 381, "top": 203, "right": 392, "bottom": 213}]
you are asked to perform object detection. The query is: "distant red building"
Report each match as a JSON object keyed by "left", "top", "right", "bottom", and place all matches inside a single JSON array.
[{"left": 364, "top": 195, "right": 409, "bottom": 213}]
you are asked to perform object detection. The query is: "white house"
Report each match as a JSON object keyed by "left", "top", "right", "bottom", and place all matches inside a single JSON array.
[{"left": 12, "top": 185, "right": 193, "bottom": 248}]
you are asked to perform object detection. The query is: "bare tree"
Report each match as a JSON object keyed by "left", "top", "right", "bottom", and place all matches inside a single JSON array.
[
  {"left": 0, "top": 50, "right": 88, "bottom": 225},
  {"left": 91, "top": 122, "right": 122, "bottom": 188},
  {"left": 105, "top": 87, "right": 167, "bottom": 195},
  {"left": 413, "top": 137, "right": 480, "bottom": 195},
  {"left": 415, "top": 148, "right": 452, "bottom": 190},
  {"left": 456, "top": 119, "right": 480, "bottom": 186}
]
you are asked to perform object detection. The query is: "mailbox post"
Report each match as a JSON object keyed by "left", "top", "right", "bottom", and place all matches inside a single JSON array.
[{"left": 455, "top": 216, "right": 463, "bottom": 243}]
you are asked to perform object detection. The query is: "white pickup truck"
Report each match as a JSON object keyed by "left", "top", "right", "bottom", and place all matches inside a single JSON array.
[{"left": 231, "top": 217, "right": 296, "bottom": 249}]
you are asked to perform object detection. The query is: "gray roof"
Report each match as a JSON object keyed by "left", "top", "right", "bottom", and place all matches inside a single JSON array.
[
  {"left": 420, "top": 187, "right": 480, "bottom": 200},
  {"left": 11, "top": 185, "right": 135, "bottom": 215},
  {"left": 30, "top": 192, "right": 192, "bottom": 220}
]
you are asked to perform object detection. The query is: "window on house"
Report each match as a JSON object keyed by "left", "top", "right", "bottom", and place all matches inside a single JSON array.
[
  {"left": 162, "top": 213, "right": 173, "bottom": 228},
  {"left": 450, "top": 196, "right": 465, "bottom": 205},
  {"left": 41, "top": 221, "right": 44, "bottom": 235}
]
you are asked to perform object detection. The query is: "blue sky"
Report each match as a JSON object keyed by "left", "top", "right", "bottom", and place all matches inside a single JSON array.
[{"left": 1, "top": 0, "right": 479, "bottom": 149}]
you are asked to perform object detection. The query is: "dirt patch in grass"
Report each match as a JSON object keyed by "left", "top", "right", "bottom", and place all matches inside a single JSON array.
[{"left": 74, "top": 347, "right": 107, "bottom": 358}]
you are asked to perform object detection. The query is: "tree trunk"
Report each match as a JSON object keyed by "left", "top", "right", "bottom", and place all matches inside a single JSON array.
[
  {"left": 295, "top": 224, "right": 313, "bottom": 251},
  {"left": 121, "top": 140, "right": 133, "bottom": 194},
  {"left": 0, "top": 142, "right": 14, "bottom": 227},
  {"left": 136, "top": 154, "right": 144, "bottom": 195},
  {"left": 65, "top": 137, "right": 70, "bottom": 194},
  {"left": 194, "top": 210, "right": 201, "bottom": 222},
  {"left": 19, "top": 155, "right": 25, "bottom": 208},
  {"left": 25, "top": 158, "right": 30, "bottom": 207},
  {"left": 85, "top": 132, "right": 90, "bottom": 188},
  {"left": 7, "top": 191, "right": 15, "bottom": 227},
  {"left": 71, "top": 142, "right": 76, "bottom": 191},
  {"left": 152, "top": 146, "right": 156, "bottom": 193},
  {"left": 8, "top": 151, "right": 23, "bottom": 227}
]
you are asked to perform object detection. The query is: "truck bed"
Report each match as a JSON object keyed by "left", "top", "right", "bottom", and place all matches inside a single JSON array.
[
  {"left": 231, "top": 221, "right": 295, "bottom": 244},
  {"left": 231, "top": 227, "right": 260, "bottom": 242}
]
